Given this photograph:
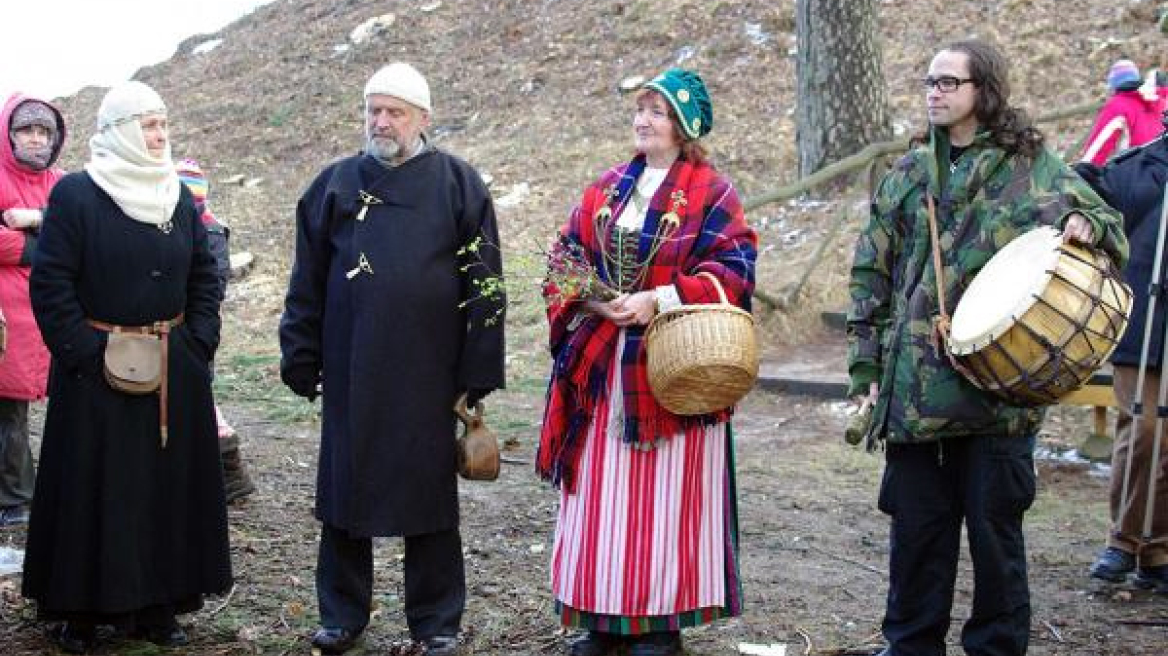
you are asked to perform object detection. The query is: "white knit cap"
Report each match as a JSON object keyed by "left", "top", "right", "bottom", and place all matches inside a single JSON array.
[
  {"left": 364, "top": 62, "right": 431, "bottom": 112},
  {"left": 97, "top": 81, "right": 167, "bottom": 130}
]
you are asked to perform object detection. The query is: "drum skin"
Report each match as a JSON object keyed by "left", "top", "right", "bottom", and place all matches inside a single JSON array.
[{"left": 948, "top": 226, "right": 1132, "bottom": 406}]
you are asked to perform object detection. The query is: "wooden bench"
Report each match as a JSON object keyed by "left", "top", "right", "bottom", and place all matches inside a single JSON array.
[
  {"left": 1057, "top": 372, "right": 1117, "bottom": 460},
  {"left": 1061, "top": 373, "right": 1116, "bottom": 435}
]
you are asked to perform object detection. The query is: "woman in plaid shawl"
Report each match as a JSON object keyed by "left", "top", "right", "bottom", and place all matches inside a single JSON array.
[{"left": 538, "top": 69, "right": 757, "bottom": 656}]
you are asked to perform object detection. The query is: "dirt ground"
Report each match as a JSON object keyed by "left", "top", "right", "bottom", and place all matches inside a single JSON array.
[
  {"left": 1, "top": 382, "right": 1165, "bottom": 656},
  {"left": 6, "top": 1, "right": 1168, "bottom": 654}
]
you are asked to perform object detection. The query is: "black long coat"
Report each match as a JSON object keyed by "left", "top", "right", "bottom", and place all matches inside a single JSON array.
[
  {"left": 280, "top": 150, "right": 505, "bottom": 537},
  {"left": 21, "top": 172, "right": 231, "bottom": 618},
  {"left": 1076, "top": 136, "right": 1168, "bottom": 368}
]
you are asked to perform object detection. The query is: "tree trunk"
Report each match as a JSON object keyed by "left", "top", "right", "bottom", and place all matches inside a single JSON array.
[{"left": 795, "top": 0, "right": 891, "bottom": 179}]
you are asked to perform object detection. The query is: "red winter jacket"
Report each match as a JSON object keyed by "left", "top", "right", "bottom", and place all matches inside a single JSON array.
[
  {"left": 1080, "top": 89, "right": 1163, "bottom": 166},
  {"left": 0, "top": 93, "right": 66, "bottom": 399}
]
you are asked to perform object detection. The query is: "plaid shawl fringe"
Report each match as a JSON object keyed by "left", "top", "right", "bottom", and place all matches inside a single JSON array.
[{"left": 536, "top": 153, "right": 757, "bottom": 490}]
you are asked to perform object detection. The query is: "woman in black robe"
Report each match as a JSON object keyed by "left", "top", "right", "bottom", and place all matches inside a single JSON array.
[{"left": 22, "top": 81, "right": 231, "bottom": 654}]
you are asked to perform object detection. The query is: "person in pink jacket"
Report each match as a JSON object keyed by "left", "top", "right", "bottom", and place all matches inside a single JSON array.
[
  {"left": 1080, "top": 59, "right": 1164, "bottom": 165},
  {"left": 0, "top": 94, "right": 65, "bottom": 526}
]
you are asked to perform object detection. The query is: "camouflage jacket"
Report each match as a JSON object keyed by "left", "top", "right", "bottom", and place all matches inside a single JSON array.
[{"left": 847, "top": 127, "right": 1128, "bottom": 445}]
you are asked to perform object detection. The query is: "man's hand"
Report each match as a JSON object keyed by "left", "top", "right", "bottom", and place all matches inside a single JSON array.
[
  {"left": 853, "top": 381, "right": 879, "bottom": 408},
  {"left": 2, "top": 208, "right": 42, "bottom": 230},
  {"left": 281, "top": 364, "right": 321, "bottom": 401},
  {"left": 1062, "top": 213, "right": 1095, "bottom": 245},
  {"left": 845, "top": 381, "right": 878, "bottom": 446}
]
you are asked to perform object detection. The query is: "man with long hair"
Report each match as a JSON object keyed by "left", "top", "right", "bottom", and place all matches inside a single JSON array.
[{"left": 847, "top": 40, "right": 1127, "bottom": 655}]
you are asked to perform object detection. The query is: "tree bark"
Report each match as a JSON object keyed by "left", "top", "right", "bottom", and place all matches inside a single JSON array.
[{"left": 795, "top": 0, "right": 891, "bottom": 178}]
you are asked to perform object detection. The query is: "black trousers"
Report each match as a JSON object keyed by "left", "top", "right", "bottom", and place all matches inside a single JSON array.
[
  {"left": 0, "top": 398, "right": 35, "bottom": 509},
  {"left": 316, "top": 522, "right": 465, "bottom": 640},
  {"left": 878, "top": 435, "right": 1036, "bottom": 656}
]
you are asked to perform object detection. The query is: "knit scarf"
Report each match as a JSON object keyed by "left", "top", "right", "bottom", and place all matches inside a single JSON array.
[
  {"left": 85, "top": 120, "right": 179, "bottom": 226},
  {"left": 536, "top": 153, "right": 757, "bottom": 490}
]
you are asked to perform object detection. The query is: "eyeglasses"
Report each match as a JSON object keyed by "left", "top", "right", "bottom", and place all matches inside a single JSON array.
[{"left": 921, "top": 76, "right": 976, "bottom": 93}]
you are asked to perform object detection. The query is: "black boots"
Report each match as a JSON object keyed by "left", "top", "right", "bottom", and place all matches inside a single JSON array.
[
  {"left": 627, "top": 631, "right": 682, "bottom": 656},
  {"left": 568, "top": 631, "right": 623, "bottom": 656},
  {"left": 132, "top": 620, "right": 188, "bottom": 647},
  {"left": 567, "top": 630, "right": 682, "bottom": 656},
  {"left": 47, "top": 623, "right": 98, "bottom": 654},
  {"left": 311, "top": 626, "right": 363, "bottom": 654}
]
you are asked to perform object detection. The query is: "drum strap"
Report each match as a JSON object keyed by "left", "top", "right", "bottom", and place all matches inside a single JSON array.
[
  {"left": 924, "top": 194, "right": 979, "bottom": 379},
  {"left": 925, "top": 195, "right": 951, "bottom": 335}
]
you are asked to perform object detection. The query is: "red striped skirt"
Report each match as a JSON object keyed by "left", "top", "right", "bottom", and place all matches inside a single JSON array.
[{"left": 550, "top": 340, "right": 736, "bottom": 618}]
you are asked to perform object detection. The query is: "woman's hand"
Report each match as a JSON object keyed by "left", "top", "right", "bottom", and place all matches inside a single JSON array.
[
  {"left": 583, "top": 296, "right": 637, "bottom": 326},
  {"left": 585, "top": 291, "right": 657, "bottom": 327},
  {"left": 613, "top": 291, "right": 657, "bottom": 326},
  {"left": 2, "top": 208, "right": 42, "bottom": 230}
]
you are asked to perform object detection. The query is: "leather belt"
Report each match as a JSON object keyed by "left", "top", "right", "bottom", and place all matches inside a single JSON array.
[{"left": 87, "top": 313, "right": 185, "bottom": 447}]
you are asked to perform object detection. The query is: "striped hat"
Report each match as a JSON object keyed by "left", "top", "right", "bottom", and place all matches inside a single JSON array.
[
  {"left": 176, "top": 158, "right": 209, "bottom": 212},
  {"left": 1107, "top": 59, "right": 1141, "bottom": 92}
]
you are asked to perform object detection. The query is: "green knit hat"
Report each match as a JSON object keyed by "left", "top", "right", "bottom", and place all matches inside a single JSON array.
[{"left": 643, "top": 68, "right": 713, "bottom": 140}]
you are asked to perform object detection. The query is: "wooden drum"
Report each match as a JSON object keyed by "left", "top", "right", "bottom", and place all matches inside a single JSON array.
[{"left": 948, "top": 226, "right": 1132, "bottom": 406}]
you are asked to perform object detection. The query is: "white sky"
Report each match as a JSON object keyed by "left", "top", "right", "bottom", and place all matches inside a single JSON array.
[{"left": 0, "top": 0, "right": 275, "bottom": 101}]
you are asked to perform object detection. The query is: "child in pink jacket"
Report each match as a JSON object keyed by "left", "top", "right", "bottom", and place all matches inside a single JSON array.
[
  {"left": 177, "top": 159, "right": 256, "bottom": 504},
  {"left": 1080, "top": 59, "right": 1164, "bottom": 165}
]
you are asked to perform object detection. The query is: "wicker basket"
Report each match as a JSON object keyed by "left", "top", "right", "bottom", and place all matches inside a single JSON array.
[{"left": 645, "top": 272, "right": 759, "bottom": 416}]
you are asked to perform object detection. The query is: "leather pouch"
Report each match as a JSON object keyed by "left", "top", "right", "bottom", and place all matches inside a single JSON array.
[{"left": 103, "top": 332, "right": 162, "bottom": 394}]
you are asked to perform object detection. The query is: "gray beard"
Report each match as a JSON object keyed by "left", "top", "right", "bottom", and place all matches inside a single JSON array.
[{"left": 365, "top": 135, "right": 402, "bottom": 163}]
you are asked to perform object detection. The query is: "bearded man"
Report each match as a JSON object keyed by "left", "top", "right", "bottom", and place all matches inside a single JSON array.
[{"left": 280, "top": 62, "right": 505, "bottom": 656}]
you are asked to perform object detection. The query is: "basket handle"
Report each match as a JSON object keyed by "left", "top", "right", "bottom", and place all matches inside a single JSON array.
[{"left": 695, "top": 271, "right": 730, "bottom": 305}]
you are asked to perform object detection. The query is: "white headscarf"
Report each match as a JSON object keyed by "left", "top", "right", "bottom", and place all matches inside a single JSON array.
[{"left": 84, "top": 81, "right": 180, "bottom": 226}]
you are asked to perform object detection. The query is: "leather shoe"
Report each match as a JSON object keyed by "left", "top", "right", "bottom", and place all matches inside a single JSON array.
[
  {"left": 568, "top": 631, "right": 622, "bottom": 656},
  {"left": 47, "top": 623, "right": 97, "bottom": 655},
  {"left": 628, "top": 630, "right": 682, "bottom": 656},
  {"left": 1089, "top": 546, "right": 1135, "bottom": 583},
  {"left": 0, "top": 504, "right": 29, "bottom": 526},
  {"left": 421, "top": 634, "right": 460, "bottom": 655},
  {"left": 133, "top": 621, "right": 188, "bottom": 647},
  {"left": 1134, "top": 563, "right": 1168, "bottom": 590},
  {"left": 311, "top": 626, "right": 363, "bottom": 654}
]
